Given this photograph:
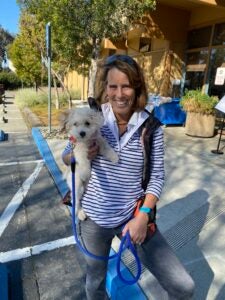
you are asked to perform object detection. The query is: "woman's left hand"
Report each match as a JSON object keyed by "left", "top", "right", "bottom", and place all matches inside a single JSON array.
[
  {"left": 87, "top": 139, "right": 99, "bottom": 160},
  {"left": 122, "top": 213, "right": 148, "bottom": 245}
]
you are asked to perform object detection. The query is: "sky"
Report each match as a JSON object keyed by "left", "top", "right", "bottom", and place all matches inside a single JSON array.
[{"left": 0, "top": 0, "right": 20, "bottom": 35}]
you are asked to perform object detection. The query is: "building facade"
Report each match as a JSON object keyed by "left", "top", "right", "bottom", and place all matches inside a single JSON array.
[{"left": 64, "top": 0, "right": 225, "bottom": 100}]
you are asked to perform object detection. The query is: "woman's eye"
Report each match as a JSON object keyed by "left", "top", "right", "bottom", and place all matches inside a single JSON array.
[
  {"left": 73, "top": 122, "right": 78, "bottom": 126},
  {"left": 85, "top": 121, "right": 90, "bottom": 126}
]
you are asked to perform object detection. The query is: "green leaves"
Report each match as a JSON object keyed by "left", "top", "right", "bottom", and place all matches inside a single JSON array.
[
  {"left": 180, "top": 89, "right": 219, "bottom": 115},
  {"left": 0, "top": 26, "right": 14, "bottom": 67},
  {"left": 8, "top": 11, "right": 46, "bottom": 85},
  {"left": 18, "top": 0, "right": 155, "bottom": 72},
  {"left": 12, "top": 0, "right": 156, "bottom": 93}
]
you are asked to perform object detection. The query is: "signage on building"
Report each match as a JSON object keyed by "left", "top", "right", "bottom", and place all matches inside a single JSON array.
[
  {"left": 215, "top": 95, "right": 225, "bottom": 114},
  {"left": 214, "top": 67, "right": 225, "bottom": 85}
]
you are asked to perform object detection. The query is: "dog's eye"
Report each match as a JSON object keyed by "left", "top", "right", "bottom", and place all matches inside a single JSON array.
[
  {"left": 85, "top": 121, "right": 90, "bottom": 126},
  {"left": 73, "top": 122, "right": 78, "bottom": 126}
]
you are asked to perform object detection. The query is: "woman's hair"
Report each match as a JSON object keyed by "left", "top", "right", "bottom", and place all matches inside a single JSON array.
[{"left": 95, "top": 55, "right": 148, "bottom": 111}]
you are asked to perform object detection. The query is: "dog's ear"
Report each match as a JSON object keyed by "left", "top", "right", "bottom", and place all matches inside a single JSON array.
[{"left": 59, "top": 109, "right": 71, "bottom": 132}]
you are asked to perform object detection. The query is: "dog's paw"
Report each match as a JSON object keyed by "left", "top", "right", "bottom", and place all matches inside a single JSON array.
[
  {"left": 110, "top": 152, "right": 119, "bottom": 164},
  {"left": 78, "top": 169, "right": 91, "bottom": 183},
  {"left": 78, "top": 209, "right": 87, "bottom": 221}
]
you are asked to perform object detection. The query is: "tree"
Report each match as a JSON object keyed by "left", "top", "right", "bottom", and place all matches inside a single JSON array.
[
  {"left": 18, "top": 0, "right": 156, "bottom": 97},
  {"left": 8, "top": 11, "right": 47, "bottom": 88},
  {"left": 0, "top": 26, "right": 14, "bottom": 70}
]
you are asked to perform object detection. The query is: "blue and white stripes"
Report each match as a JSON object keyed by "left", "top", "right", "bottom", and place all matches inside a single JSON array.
[{"left": 63, "top": 119, "right": 164, "bottom": 228}]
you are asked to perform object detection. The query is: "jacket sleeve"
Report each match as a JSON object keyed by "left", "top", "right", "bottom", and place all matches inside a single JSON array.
[
  {"left": 145, "top": 126, "right": 165, "bottom": 199},
  {"left": 61, "top": 141, "right": 73, "bottom": 159}
]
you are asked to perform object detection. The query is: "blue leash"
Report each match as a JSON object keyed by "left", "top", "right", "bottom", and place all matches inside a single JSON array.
[{"left": 70, "top": 156, "right": 142, "bottom": 285}]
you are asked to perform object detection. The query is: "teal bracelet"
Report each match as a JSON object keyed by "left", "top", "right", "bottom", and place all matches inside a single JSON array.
[{"left": 139, "top": 206, "right": 152, "bottom": 213}]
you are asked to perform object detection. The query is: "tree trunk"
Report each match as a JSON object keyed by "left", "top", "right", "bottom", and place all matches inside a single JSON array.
[
  {"left": 51, "top": 67, "right": 72, "bottom": 109},
  {"left": 88, "top": 58, "right": 98, "bottom": 98},
  {"left": 87, "top": 38, "right": 100, "bottom": 98},
  {"left": 53, "top": 75, "right": 60, "bottom": 109}
]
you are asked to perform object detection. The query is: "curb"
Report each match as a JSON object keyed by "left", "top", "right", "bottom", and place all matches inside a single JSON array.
[
  {"left": 32, "top": 127, "right": 68, "bottom": 198},
  {"left": 0, "top": 263, "right": 9, "bottom": 300},
  {"left": 23, "top": 107, "right": 43, "bottom": 128},
  {"left": 31, "top": 127, "right": 146, "bottom": 300}
]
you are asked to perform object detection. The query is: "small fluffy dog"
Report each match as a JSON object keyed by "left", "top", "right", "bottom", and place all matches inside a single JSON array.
[{"left": 60, "top": 107, "right": 119, "bottom": 220}]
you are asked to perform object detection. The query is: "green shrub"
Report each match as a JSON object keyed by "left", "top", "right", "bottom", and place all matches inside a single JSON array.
[
  {"left": 14, "top": 88, "right": 48, "bottom": 108},
  {"left": 70, "top": 88, "right": 81, "bottom": 100},
  {"left": 58, "top": 88, "right": 81, "bottom": 105},
  {"left": 0, "top": 71, "right": 21, "bottom": 90},
  {"left": 180, "top": 89, "right": 219, "bottom": 115},
  {"left": 14, "top": 87, "right": 81, "bottom": 108}
]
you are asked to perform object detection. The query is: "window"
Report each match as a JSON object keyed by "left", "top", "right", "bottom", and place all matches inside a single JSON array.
[
  {"left": 212, "top": 22, "right": 225, "bottom": 46},
  {"left": 184, "top": 72, "right": 205, "bottom": 91},
  {"left": 186, "top": 50, "right": 208, "bottom": 72},
  {"left": 208, "top": 48, "right": 225, "bottom": 98},
  {"left": 187, "top": 26, "right": 212, "bottom": 49},
  {"left": 185, "top": 50, "right": 208, "bottom": 91},
  {"left": 139, "top": 37, "right": 151, "bottom": 53}
]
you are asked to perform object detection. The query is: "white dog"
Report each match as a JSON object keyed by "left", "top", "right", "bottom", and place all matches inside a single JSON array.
[{"left": 60, "top": 107, "right": 119, "bottom": 220}]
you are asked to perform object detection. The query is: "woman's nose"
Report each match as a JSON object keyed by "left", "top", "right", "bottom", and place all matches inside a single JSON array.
[{"left": 115, "top": 87, "right": 123, "bottom": 98}]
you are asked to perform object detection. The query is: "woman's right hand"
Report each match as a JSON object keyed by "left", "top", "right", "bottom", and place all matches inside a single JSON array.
[{"left": 87, "top": 140, "right": 99, "bottom": 160}]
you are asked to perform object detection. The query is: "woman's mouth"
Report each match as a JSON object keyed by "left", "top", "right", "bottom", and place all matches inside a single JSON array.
[{"left": 113, "top": 99, "right": 132, "bottom": 107}]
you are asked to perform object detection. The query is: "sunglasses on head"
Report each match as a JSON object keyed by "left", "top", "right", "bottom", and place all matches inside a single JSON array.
[{"left": 105, "top": 55, "right": 137, "bottom": 67}]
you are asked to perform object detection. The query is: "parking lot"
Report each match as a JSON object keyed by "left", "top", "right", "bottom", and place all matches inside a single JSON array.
[{"left": 0, "top": 94, "right": 86, "bottom": 300}]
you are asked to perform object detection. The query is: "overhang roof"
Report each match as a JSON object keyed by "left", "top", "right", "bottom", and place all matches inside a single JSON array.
[{"left": 158, "top": 0, "right": 225, "bottom": 11}]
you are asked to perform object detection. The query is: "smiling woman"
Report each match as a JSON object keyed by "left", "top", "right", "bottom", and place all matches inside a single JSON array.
[{"left": 62, "top": 54, "right": 195, "bottom": 300}]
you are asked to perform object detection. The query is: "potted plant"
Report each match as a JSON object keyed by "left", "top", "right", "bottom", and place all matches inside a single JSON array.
[{"left": 180, "top": 89, "right": 219, "bottom": 137}]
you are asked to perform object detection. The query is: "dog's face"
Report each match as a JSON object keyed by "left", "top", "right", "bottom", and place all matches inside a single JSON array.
[{"left": 60, "top": 107, "right": 104, "bottom": 142}]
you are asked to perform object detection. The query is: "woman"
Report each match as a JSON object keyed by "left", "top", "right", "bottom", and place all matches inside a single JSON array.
[{"left": 62, "top": 55, "right": 195, "bottom": 300}]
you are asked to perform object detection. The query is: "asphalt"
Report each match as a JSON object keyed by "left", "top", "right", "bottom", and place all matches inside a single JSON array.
[{"left": 1, "top": 91, "right": 225, "bottom": 299}]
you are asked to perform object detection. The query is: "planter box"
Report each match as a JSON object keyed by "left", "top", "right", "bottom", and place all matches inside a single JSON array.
[{"left": 185, "top": 112, "right": 215, "bottom": 137}]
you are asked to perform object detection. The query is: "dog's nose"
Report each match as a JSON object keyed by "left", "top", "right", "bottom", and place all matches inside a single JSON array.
[{"left": 80, "top": 131, "right": 86, "bottom": 138}]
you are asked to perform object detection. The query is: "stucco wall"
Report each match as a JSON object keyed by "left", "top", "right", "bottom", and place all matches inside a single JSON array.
[
  {"left": 64, "top": 71, "right": 88, "bottom": 100},
  {"left": 190, "top": 6, "right": 225, "bottom": 27}
]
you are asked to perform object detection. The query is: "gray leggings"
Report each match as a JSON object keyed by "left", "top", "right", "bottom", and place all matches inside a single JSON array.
[{"left": 78, "top": 217, "right": 195, "bottom": 300}]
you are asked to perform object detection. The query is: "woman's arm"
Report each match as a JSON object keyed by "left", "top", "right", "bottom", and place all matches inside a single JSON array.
[
  {"left": 122, "top": 127, "right": 165, "bottom": 244},
  {"left": 62, "top": 141, "right": 99, "bottom": 166}
]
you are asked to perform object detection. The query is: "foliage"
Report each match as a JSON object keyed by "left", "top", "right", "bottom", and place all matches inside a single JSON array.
[
  {"left": 14, "top": 87, "right": 80, "bottom": 108},
  {"left": 0, "top": 26, "right": 14, "bottom": 67},
  {"left": 180, "top": 89, "right": 219, "bottom": 115},
  {"left": 17, "top": 0, "right": 156, "bottom": 94},
  {"left": 14, "top": 88, "right": 48, "bottom": 107},
  {"left": 60, "top": 88, "right": 81, "bottom": 102},
  {"left": 0, "top": 71, "right": 21, "bottom": 90},
  {"left": 8, "top": 11, "right": 47, "bottom": 87}
]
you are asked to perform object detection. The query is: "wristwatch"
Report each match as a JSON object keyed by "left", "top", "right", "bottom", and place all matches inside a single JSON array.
[{"left": 139, "top": 206, "right": 155, "bottom": 223}]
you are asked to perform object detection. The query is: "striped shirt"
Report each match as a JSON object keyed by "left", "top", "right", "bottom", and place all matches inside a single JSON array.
[{"left": 62, "top": 103, "right": 164, "bottom": 228}]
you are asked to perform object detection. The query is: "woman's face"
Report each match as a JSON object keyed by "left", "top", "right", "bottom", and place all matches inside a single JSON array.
[{"left": 105, "top": 67, "right": 135, "bottom": 118}]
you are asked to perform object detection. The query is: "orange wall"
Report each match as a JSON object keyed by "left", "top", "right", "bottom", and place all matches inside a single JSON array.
[
  {"left": 190, "top": 6, "right": 225, "bottom": 27},
  {"left": 64, "top": 71, "right": 88, "bottom": 100}
]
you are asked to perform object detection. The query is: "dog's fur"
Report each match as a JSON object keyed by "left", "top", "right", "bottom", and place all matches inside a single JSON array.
[{"left": 60, "top": 107, "right": 119, "bottom": 220}]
